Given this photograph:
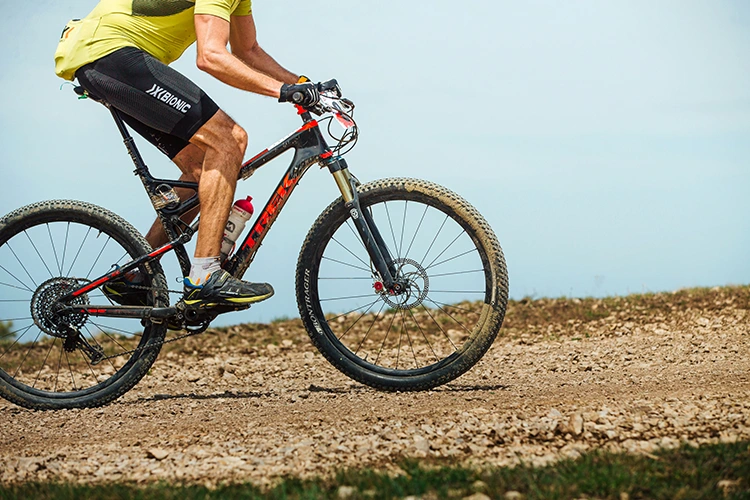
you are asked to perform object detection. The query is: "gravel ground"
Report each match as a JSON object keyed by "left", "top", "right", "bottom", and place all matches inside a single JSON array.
[{"left": 0, "top": 287, "right": 748, "bottom": 486}]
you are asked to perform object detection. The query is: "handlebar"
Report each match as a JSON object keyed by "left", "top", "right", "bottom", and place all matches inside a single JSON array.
[{"left": 294, "top": 79, "right": 354, "bottom": 119}]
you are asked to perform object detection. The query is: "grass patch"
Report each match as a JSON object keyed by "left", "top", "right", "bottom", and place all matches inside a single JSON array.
[{"left": 2, "top": 440, "right": 748, "bottom": 499}]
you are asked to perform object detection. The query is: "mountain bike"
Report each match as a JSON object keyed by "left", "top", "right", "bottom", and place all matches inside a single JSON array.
[{"left": 0, "top": 81, "right": 509, "bottom": 410}]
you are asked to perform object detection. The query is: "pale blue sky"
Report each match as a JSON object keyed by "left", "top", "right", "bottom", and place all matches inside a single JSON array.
[{"left": 1, "top": 1, "right": 748, "bottom": 323}]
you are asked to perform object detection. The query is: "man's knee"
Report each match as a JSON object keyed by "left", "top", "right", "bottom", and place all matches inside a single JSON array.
[
  {"left": 232, "top": 125, "right": 248, "bottom": 159},
  {"left": 192, "top": 111, "right": 248, "bottom": 166}
]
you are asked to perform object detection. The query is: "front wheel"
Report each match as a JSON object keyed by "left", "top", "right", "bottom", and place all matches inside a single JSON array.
[{"left": 295, "top": 178, "right": 508, "bottom": 391}]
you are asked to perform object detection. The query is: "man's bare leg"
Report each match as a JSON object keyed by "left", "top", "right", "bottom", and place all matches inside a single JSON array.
[
  {"left": 177, "top": 110, "right": 272, "bottom": 303},
  {"left": 113, "top": 110, "right": 272, "bottom": 304},
  {"left": 187, "top": 110, "right": 248, "bottom": 258}
]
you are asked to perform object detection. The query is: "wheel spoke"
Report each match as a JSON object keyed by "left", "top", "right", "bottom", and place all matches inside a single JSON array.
[
  {"left": 86, "top": 236, "right": 111, "bottom": 279},
  {"left": 84, "top": 325, "right": 119, "bottom": 372},
  {"left": 353, "top": 301, "right": 387, "bottom": 356},
  {"left": 424, "top": 297, "right": 474, "bottom": 337},
  {"left": 374, "top": 306, "right": 398, "bottom": 366},
  {"left": 66, "top": 226, "right": 93, "bottom": 276},
  {"left": 78, "top": 346, "right": 101, "bottom": 387},
  {"left": 64, "top": 349, "right": 77, "bottom": 391},
  {"left": 326, "top": 298, "right": 381, "bottom": 324},
  {"left": 25, "top": 230, "right": 54, "bottom": 279},
  {"left": 337, "top": 299, "right": 380, "bottom": 342},
  {"left": 12, "top": 329, "right": 43, "bottom": 379},
  {"left": 426, "top": 248, "right": 478, "bottom": 272},
  {"left": 6, "top": 242, "right": 37, "bottom": 288},
  {"left": 428, "top": 269, "right": 485, "bottom": 278},
  {"left": 0, "top": 324, "right": 34, "bottom": 361},
  {"left": 403, "top": 204, "right": 428, "bottom": 262},
  {"left": 420, "top": 303, "right": 459, "bottom": 352},
  {"left": 399, "top": 201, "right": 408, "bottom": 258},
  {"left": 0, "top": 264, "right": 34, "bottom": 293},
  {"left": 395, "top": 308, "right": 405, "bottom": 369},
  {"left": 429, "top": 299, "right": 481, "bottom": 314},
  {"left": 321, "top": 256, "right": 371, "bottom": 274},
  {"left": 320, "top": 293, "right": 377, "bottom": 303},
  {"left": 407, "top": 306, "right": 440, "bottom": 364},
  {"left": 54, "top": 339, "right": 64, "bottom": 392},
  {"left": 47, "top": 223, "right": 63, "bottom": 276},
  {"left": 33, "top": 337, "right": 58, "bottom": 389},
  {"left": 424, "top": 230, "right": 466, "bottom": 270},
  {"left": 330, "top": 236, "right": 371, "bottom": 270},
  {"left": 61, "top": 222, "right": 70, "bottom": 276},
  {"left": 419, "top": 214, "right": 449, "bottom": 268},
  {"left": 383, "top": 202, "right": 401, "bottom": 261},
  {"left": 318, "top": 276, "right": 373, "bottom": 280},
  {"left": 88, "top": 321, "right": 136, "bottom": 351}
]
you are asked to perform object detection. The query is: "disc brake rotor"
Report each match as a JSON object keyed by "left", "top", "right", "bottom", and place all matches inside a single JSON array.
[{"left": 376, "top": 258, "right": 429, "bottom": 310}]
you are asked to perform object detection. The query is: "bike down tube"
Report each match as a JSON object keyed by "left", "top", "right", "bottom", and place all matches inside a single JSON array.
[{"left": 225, "top": 121, "right": 329, "bottom": 277}]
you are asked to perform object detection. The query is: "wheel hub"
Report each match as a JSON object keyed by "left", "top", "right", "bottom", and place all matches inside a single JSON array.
[
  {"left": 374, "top": 258, "right": 429, "bottom": 310},
  {"left": 30, "top": 277, "right": 90, "bottom": 338}
]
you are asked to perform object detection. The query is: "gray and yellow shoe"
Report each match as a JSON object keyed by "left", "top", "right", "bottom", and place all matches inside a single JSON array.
[{"left": 183, "top": 269, "right": 274, "bottom": 308}]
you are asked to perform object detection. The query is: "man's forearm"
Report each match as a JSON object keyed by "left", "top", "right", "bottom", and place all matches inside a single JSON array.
[
  {"left": 235, "top": 45, "right": 299, "bottom": 85},
  {"left": 198, "top": 48, "right": 283, "bottom": 98}
]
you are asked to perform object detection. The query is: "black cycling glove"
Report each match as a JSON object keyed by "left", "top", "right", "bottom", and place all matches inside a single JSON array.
[{"left": 279, "top": 82, "right": 320, "bottom": 107}]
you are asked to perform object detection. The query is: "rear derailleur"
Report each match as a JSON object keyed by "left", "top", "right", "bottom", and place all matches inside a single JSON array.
[{"left": 62, "top": 328, "right": 105, "bottom": 365}]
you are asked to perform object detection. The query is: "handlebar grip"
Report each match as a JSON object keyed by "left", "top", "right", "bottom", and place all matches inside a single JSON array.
[{"left": 291, "top": 91, "right": 304, "bottom": 104}]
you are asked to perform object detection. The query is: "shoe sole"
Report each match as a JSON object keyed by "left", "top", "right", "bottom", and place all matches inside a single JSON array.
[
  {"left": 183, "top": 291, "right": 274, "bottom": 307},
  {"left": 102, "top": 286, "right": 149, "bottom": 307}
]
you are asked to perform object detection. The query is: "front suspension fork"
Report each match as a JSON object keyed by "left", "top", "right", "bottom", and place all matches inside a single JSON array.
[{"left": 329, "top": 160, "right": 400, "bottom": 290}]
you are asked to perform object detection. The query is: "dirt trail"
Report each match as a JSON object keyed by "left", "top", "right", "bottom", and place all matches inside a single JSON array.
[{"left": 1, "top": 287, "right": 748, "bottom": 485}]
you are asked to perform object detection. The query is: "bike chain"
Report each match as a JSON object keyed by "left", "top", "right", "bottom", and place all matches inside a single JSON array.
[{"left": 93, "top": 326, "right": 208, "bottom": 364}]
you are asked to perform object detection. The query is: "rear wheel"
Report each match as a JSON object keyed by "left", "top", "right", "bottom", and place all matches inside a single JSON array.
[
  {"left": 0, "top": 200, "right": 168, "bottom": 410},
  {"left": 296, "top": 178, "right": 508, "bottom": 391}
]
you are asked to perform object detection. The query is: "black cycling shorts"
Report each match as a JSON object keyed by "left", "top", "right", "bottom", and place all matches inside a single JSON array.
[{"left": 76, "top": 46, "right": 220, "bottom": 159}]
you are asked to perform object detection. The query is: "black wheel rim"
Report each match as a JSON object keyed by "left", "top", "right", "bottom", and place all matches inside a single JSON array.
[{"left": 0, "top": 213, "right": 163, "bottom": 399}]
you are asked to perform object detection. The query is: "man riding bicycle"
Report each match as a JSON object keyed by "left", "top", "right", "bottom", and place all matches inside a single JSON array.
[{"left": 54, "top": 0, "right": 320, "bottom": 308}]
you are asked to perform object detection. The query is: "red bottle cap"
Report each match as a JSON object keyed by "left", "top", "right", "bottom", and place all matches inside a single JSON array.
[{"left": 234, "top": 196, "right": 254, "bottom": 215}]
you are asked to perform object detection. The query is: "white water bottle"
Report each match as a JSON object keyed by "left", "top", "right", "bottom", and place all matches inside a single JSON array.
[{"left": 220, "top": 196, "right": 254, "bottom": 261}]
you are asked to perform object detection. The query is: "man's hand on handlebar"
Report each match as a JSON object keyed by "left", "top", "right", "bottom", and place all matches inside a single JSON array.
[{"left": 279, "top": 82, "right": 320, "bottom": 108}]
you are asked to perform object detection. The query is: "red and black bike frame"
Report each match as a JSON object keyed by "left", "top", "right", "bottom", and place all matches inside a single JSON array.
[{"left": 61, "top": 104, "right": 401, "bottom": 318}]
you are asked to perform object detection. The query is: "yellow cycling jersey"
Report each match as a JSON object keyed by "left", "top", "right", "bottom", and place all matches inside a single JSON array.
[{"left": 55, "top": 0, "right": 252, "bottom": 81}]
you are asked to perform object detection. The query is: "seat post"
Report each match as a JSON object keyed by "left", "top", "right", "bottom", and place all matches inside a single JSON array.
[{"left": 109, "top": 106, "right": 150, "bottom": 177}]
